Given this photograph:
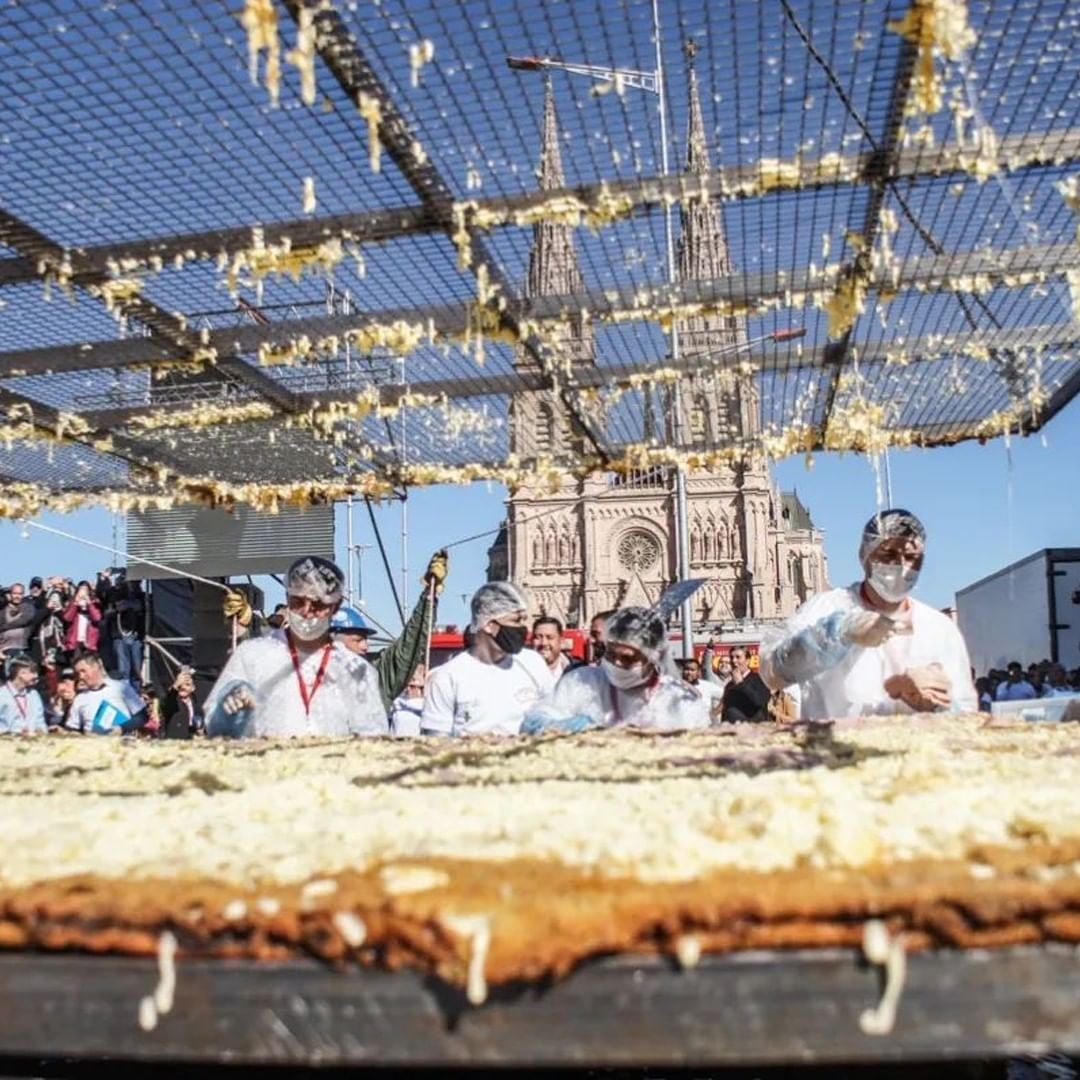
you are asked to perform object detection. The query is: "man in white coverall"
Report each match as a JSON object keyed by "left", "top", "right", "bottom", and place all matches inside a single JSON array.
[
  {"left": 759, "top": 509, "right": 976, "bottom": 720},
  {"left": 523, "top": 606, "right": 710, "bottom": 733},
  {"left": 420, "top": 582, "right": 551, "bottom": 736},
  {"left": 205, "top": 556, "right": 387, "bottom": 737}
]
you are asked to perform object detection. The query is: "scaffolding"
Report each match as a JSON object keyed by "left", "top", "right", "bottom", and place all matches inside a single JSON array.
[{"left": 0, "top": 0, "right": 1077, "bottom": 516}]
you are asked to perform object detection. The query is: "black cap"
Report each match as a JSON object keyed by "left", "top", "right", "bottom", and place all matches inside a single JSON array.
[
  {"left": 29, "top": 577, "right": 43, "bottom": 588},
  {"left": 58, "top": 668, "right": 76, "bottom": 681}
]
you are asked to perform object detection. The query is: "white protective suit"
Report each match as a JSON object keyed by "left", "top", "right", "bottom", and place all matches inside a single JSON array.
[
  {"left": 205, "top": 629, "right": 388, "bottom": 737},
  {"left": 533, "top": 664, "right": 710, "bottom": 732},
  {"left": 760, "top": 584, "right": 977, "bottom": 720}
]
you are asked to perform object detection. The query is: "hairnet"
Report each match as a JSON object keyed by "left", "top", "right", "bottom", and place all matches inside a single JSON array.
[
  {"left": 605, "top": 606, "right": 668, "bottom": 668},
  {"left": 286, "top": 556, "right": 344, "bottom": 605},
  {"left": 470, "top": 581, "right": 529, "bottom": 632},
  {"left": 857, "top": 508, "right": 926, "bottom": 566}
]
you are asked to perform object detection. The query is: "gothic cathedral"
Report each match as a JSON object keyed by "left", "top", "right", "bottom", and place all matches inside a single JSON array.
[{"left": 488, "top": 58, "right": 828, "bottom": 628}]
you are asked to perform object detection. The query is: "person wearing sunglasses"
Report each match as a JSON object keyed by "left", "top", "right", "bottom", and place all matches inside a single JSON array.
[{"left": 205, "top": 556, "right": 387, "bottom": 738}]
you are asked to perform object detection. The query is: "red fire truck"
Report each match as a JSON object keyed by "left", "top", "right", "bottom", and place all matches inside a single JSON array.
[
  {"left": 428, "top": 626, "right": 591, "bottom": 669},
  {"left": 428, "top": 627, "right": 758, "bottom": 671}
]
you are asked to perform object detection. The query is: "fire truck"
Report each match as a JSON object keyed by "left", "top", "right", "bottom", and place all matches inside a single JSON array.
[{"left": 427, "top": 626, "right": 766, "bottom": 671}]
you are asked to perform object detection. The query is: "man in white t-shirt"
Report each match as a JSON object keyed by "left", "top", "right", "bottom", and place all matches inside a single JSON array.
[
  {"left": 420, "top": 582, "right": 550, "bottom": 736},
  {"left": 205, "top": 556, "right": 387, "bottom": 738},
  {"left": 760, "top": 509, "right": 976, "bottom": 720},
  {"left": 680, "top": 656, "right": 724, "bottom": 721},
  {"left": 71, "top": 652, "right": 148, "bottom": 735}
]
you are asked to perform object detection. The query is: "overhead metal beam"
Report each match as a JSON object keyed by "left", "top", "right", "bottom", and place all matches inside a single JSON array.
[
  {"left": 3, "top": 127, "right": 1078, "bottom": 288},
  {"left": 0, "top": 386, "right": 190, "bottom": 482},
  {"left": 72, "top": 322, "right": 1080, "bottom": 431},
  {"left": 4, "top": 241, "right": 1078, "bottom": 378},
  {"left": 281, "top": 0, "right": 610, "bottom": 461},
  {"left": 818, "top": 37, "right": 922, "bottom": 432},
  {"left": 0, "top": 209, "right": 394, "bottom": 478}
]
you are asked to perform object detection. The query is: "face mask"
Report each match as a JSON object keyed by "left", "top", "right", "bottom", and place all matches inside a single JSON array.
[
  {"left": 493, "top": 623, "right": 527, "bottom": 655},
  {"left": 602, "top": 658, "right": 651, "bottom": 691},
  {"left": 289, "top": 610, "right": 330, "bottom": 642},
  {"left": 868, "top": 561, "right": 919, "bottom": 603}
]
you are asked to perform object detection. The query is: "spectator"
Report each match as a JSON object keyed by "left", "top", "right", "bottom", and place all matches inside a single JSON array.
[
  {"left": 267, "top": 603, "right": 288, "bottom": 630},
  {"left": 588, "top": 609, "right": 614, "bottom": 664},
  {"left": 62, "top": 582, "right": 102, "bottom": 655},
  {"left": 995, "top": 661, "right": 1037, "bottom": 702},
  {"left": 532, "top": 616, "right": 580, "bottom": 682},
  {"left": 722, "top": 646, "right": 772, "bottom": 723},
  {"left": 27, "top": 577, "right": 45, "bottom": 609},
  {"left": 110, "top": 581, "right": 145, "bottom": 688},
  {"left": 1043, "top": 665, "right": 1075, "bottom": 698},
  {"left": 0, "top": 583, "right": 37, "bottom": 657},
  {"left": 0, "top": 655, "right": 47, "bottom": 735},
  {"left": 421, "top": 582, "right": 549, "bottom": 737},
  {"left": 389, "top": 667, "right": 426, "bottom": 737},
  {"left": 141, "top": 689, "right": 162, "bottom": 736},
  {"left": 30, "top": 588, "right": 67, "bottom": 698},
  {"left": 48, "top": 668, "right": 79, "bottom": 730},
  {"left": 975, "top": 676, "right": 994, "bottom": 712},
  {"left": 70, "top": 651, "right": 148, "bottom": 735},
  {"left": 680, "top": 655, "right": 724, "bottom": 720},
  {"left": 161, "top": 669, "right": 203, "bottom": 739}
]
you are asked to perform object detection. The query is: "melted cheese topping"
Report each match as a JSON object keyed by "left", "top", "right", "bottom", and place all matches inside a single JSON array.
[{"left": 1, "top": 719, "right": 1079, "bottom": 891}]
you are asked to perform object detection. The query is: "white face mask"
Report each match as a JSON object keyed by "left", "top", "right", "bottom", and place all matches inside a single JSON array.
[
  {"left": 868, "top": 561, "right": 919, "bottom": 603},
  {"left": 288, "top": 610, "right": 330, "bottom": 642},
  {"left": 602, "top": 658, "right": 651, "bottom": 691}
]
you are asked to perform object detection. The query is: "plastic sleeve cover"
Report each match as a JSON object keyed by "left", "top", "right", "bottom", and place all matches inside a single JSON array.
[
  {"left": 205, "top": 681, "right": 255, "bottom": 739},
  {"left": 760, "top": 611, "right": 853, "bottom": 691}
]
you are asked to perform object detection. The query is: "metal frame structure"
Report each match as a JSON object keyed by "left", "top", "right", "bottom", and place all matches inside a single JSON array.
[
  {"left": 1, "top": 0, "right": 1078, "bottom": 511},
  {"left": 0, "top": 947, "right": 1078, "bottom": 1068}
]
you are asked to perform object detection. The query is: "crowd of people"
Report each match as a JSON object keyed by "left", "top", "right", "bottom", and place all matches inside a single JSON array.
[
  {"left": 2, "top": 508, "right": 1076, "bottom": 739},
  {"left": 0, "top": 571, "right": 146, "bottom": 695},
  {"left": 975, "top": 660, "right": 1080, "bottom": 709}
]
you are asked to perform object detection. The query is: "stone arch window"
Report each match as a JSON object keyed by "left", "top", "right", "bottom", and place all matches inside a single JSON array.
[
  {"left": 616, "top": 527, "right": 662, "bottom": 575},
  {"left": 536, "top": 403, "right": 556, "bottom": 455}
]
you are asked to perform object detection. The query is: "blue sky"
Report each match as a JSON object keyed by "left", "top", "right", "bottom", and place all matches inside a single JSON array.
[
  {"left": 4, "top": 398, "right": 1076, "bottom": 630},
  {"left": 0, "top": 0, "right": 1075, "bottom": 628}
]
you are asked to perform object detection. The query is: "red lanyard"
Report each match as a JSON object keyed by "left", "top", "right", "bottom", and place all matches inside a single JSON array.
[{"left": 288, "top": 638, "right": 332, "bottom": 716}]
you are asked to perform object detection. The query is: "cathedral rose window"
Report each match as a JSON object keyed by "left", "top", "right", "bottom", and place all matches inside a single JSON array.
[{"left": 617, "top": 529, "right": 661, "bottom": 573}]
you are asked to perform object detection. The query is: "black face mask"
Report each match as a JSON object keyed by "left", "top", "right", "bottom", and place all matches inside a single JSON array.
[{"left": 493, "top": 623, "right": 528, "bottom": 655}]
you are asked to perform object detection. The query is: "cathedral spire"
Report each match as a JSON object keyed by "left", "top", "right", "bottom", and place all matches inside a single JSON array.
[
  {"left": 684, "top": 40, "right": 709, "bottom": 178},
  {"left": 526, "top": 78, "right": 584, "bottom": 298},
  {"left": 538, "top": 76, "right": 565, "bottom": 190},
  {"left": 677, "top": 41, "right": 732, "bottom": 283}
]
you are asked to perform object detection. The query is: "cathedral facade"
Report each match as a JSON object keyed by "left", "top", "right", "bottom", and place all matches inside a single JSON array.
[{"left": 487, "top": 59, "right": 827, "bottom": 628}]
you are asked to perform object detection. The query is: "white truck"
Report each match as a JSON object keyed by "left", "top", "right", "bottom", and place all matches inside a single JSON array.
[{"left": 955, "top": 548, "right": 1080, "bottom": 674}]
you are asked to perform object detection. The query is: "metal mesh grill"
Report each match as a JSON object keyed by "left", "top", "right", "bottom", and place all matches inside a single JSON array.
[{"left": 1, "top": 0, "right": 1078, "bottom": 513}]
